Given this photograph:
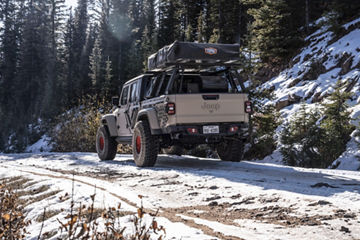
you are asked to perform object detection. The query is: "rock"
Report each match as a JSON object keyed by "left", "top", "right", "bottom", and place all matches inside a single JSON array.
[
  {"left": 303, "top": 54, "right": 312, "bottom": 62},
  {"left": 302, "top": 60, "right": 326, "bottom": 80},
  {"left": 290, "top": 56, "right": 301, "bottom": 66},
  {"left": 311, "top": 92, "right": 323, "bottom": 103},
  {"left": 287, "top": 78, "right": 301, "bottom": 88},
  {"left": 205, "top": 196, "right": 221, "bottom": 201},
  {"left": 208, "top": 201, "right": 218, "bottom": 206},
  {"left": 311, "top": 182, "right": 338, "bottom": 188},
  {"left": 318, "top": 200, "right": 332, "bottom": 205},
  {"left": 340, "top": 226, "right": 350, "bottom": 233},
  {"left": 275, "top": 94, "right": 302, "bottom": 110},
  {"left": 209, "top": 185, "right": 218, "bottom": 190},
  {"left": 188, "top": 192, "right": 199, "bottom": 196},
  {"left": 276, "top": 99, "right": 290, "bottom": 111},
  {"left": 230, "top": 194, "right": 242, "bottom": 199},
  {"left": 308, "top": 200, "right": 332, "bottom": 206},
  {"left": 340, "top": 56, "right": 354, "bottom": 75},
  {"left": 344, "top": 213, "right": 356, "bottom": 218},
  {"left": 345, "top": 76, "right": 359, "bottom": 92}
]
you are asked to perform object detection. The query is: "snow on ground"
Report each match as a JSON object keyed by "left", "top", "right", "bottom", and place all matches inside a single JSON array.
[
  {"left": 25, "top": 135, "right": 52, "bottom": 153},
  {"left": 257, "top": 17, "right": 360, "bottom": 170},
  {"left": 1, "top": 152, "right": 360, "bottom": 239}
]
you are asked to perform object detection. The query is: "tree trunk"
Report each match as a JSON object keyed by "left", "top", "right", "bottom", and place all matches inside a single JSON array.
[{"left": 305, "top": 0, "right": 309, "bottom": 33}]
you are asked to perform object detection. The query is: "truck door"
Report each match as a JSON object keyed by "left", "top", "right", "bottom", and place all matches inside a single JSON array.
[
  {"left": 128, "top": 80, "right": 140, "bottom": 133},
  {"left": 117, "top": 85, "right": 132, "bottom": 137}
]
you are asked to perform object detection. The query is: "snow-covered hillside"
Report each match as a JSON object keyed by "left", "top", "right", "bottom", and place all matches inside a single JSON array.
[{"left": 258, "top": 17, "right": 360, "bottom": 170}]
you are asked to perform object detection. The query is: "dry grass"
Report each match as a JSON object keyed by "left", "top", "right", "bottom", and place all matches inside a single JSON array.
[
  {"left": 0, "top": 179, "right": 31, "bottom": 239},
  {"left": 1, "top": 176, "right": 166, "bottom": 239},
  {"left": 35, "top": 209, "right": 62, "bottom": 222},
  {"left": 54, "top": 193, "right": 165, "bottom": 240}
]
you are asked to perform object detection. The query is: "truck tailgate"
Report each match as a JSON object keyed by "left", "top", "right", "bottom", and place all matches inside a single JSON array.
[{"left": 171, "top": 94, "right": 248, "bottom": 124}]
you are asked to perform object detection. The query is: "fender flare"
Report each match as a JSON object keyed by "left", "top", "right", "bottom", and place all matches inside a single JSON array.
[
  {"left": 136, "top": 108, "right": 160, "bottom": 131},
  {"left": 101, "top": 114, "right": 117, "bottom": 137}
]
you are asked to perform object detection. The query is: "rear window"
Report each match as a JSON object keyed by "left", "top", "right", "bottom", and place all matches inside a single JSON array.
[
  {"left": 201, "top": 76, "right": 229, "bottom": 93},
  {"left": 170, "top": 75, "right": 234, "bottom": 94}
]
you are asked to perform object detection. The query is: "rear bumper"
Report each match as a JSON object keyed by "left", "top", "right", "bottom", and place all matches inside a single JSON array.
[{"left": 164, "top": 122, "right": 249, "bottom": 144}]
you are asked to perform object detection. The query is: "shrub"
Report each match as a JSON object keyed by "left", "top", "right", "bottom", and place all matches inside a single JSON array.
[
  {"left": 319, "top": 83, "right": 355, "bottom": 166},
  {"left": 50, "top": 95, "right": 112, "bottom": 152},
  {"left": 280, "top": 83, "right": 355, "bottom": 168},
  {"left": 0, "top": 180, "right": 31, "bottom": 239},
  {"left": 245, "top": 88, "right": 281, "bottom": 160},
  {"left": 245, "top": 104, "right": 280, "bottom": 160},
  {"left": 280, "top": 104, "right": 324, "bottom": 167}
]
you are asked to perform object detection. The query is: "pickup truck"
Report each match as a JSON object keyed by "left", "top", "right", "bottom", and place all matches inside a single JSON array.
[{"left": 96, "top": 41, "right": 252, "bottom": 167}]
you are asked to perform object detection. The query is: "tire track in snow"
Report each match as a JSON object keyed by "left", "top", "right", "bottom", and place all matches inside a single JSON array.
[{"left": 19, "top": 169, "right": 244, "bottom": 240}]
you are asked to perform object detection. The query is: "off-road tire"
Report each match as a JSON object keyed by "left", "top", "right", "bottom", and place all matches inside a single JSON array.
[
  {"left": 132, "top": 120, "right": 159, "bottom": 167},
  {"left": 216, "top": 139, "right": 244, "bottom": 162},
  {"left": 162, "top": 145, "right": 184, "bottom": 156},
  {"left": 96, "top": 126, "right": 117, "bottom": 161}
]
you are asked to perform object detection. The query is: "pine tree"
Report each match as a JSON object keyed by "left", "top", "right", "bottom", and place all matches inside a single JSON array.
[
  {"left": 246, "top": 0, "right": 302, "bottom": 66},
  {"left": 109, "top": 0, "right": 131, "bottom": 86},
  {"left": 103, "top": 56, "right": 113, "bottom": 96},
  {"left": 245, "top": 88, "right": 280, "bottom": 160},
  {"left": 89, "top": 35, "right": 102, "bottom": 90},
  {"left": 63, "top": 8, "right": 76, "bottom": 105},
  {"left": 197, "top": 10, "right": 206, "bottom": 42},
  {"left": 208, "top": 0, "right": 241, "bottom": 43},
  {"left": 0, "top": 0, "right": 20, "bottom": 149},
  {"left": 141, "top": 0, "right": 156, "bottom": 69},
  {"left": 72, "top": 0, "right": 90, "bottom": 97},
  {"left": 126, "top": 0, "right": 146, "bottom": 78},
  {"left": 157, "top": 0, "right": 181, "bottom": 47},
  {"left": 331, "top": 0, "right": 360, "bottom": 23},
  {"left": 10, "top": 0, "right": 55, "bottom": 149},
  {"left": 280, "top": 104, "right": 324, "bottom": 167},
  {"left": 42, "top": 0, "right": 67, "bottom": 118},
  {"left": 319, "top": 81, "right": 355, "bottom": 166}
]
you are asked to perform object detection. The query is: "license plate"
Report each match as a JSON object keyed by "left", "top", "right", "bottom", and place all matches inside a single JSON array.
[{"left": 203, "top": 125, "right": 219, "bottom": 134}]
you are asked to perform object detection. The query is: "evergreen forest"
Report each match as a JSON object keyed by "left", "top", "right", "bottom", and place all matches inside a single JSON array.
[{"left": 1, "top": 0, "right": 359, "bottom": 153}]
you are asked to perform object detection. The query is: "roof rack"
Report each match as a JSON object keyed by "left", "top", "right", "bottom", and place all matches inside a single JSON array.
[{"left": 148, "top": 41, "right": 241, "bottom": 71}]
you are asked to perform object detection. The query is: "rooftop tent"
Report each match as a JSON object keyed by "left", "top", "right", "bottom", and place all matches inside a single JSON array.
[{"left": 148, "top": 41, "right": 240, "bottom": 70}]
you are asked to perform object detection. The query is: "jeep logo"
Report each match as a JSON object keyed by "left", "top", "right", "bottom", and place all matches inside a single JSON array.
[
  {"left": 205, "top": 47, "right": 217, "bottom": 55},
  {"left": 201, "top": 102, "right": 220, "bottom": 113}
]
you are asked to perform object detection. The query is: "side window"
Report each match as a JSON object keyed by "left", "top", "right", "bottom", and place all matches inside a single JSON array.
[
  {"left": 145, "top": 77, "right": 156, "bottom": 99},
  {"left": 129, "top": 82, "right": 138, "bottom": 102},
  {"left": 121, "top": 86, "right": 129, "bottom": 105},
  {"left": 158, "top": 75, "right": 170, "bottom": 96}
]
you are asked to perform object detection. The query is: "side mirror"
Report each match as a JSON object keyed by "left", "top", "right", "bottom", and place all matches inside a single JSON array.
[{"left": 112, "top": 96, "right": 120, "bottom": 106}]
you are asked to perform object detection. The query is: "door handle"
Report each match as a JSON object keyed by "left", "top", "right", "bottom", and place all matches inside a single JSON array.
[{"left": 202, "top": 95, "right": 219, "bottom": 100}]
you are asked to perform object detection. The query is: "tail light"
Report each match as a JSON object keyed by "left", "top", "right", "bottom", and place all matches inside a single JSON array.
[
  {"left": 166, "top": 102, "right": 176, "bottom": 115},
  {"left": 245, "top": 101, "right": 253, "bottom": 113},
  {"left": 229, "top": 126, "right": 239, "bottom": 133},
  {"left": 187, "top": 127, "right": 198, "bottom": 134}
]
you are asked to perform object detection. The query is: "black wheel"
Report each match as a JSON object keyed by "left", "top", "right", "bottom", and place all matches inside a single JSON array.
[
  {"left": 132, "top": 120, "right": 159, "bottom": 167},
  {"left": 162, "top": 144, "right": 184, "bottom": 156},
  {"left": 216, "top": 139, "right": 244, "bottom": 162},
  {"left": 96, "top": 126, "right": 118, "bottom": 161}
]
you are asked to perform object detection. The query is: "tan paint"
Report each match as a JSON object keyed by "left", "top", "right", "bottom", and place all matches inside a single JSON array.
[{"left": 166, "top": 93, "right": 248, "bottom": 126}]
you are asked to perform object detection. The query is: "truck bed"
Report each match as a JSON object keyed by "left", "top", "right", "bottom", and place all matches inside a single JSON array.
[{"left": 166, "top": 93, "right": 249, "bottom": 125}]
